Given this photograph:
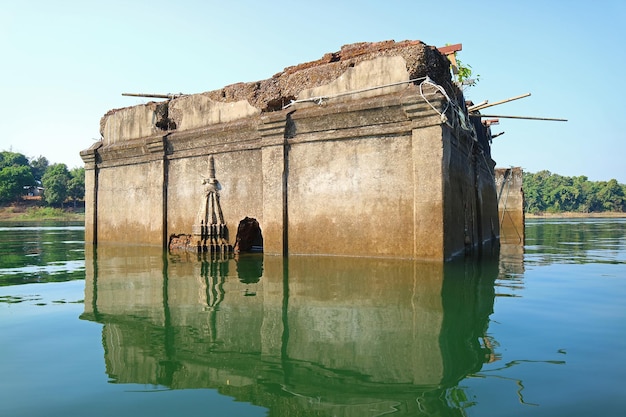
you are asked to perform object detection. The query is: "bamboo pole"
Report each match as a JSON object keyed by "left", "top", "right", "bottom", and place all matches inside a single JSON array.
[
  {"left": 468, "top": 93, "right": 531, "bottom": 112},
  {"left": 467, "top": 100, "right": 488, "bottom": 111},
  {"left": 469, "top": 114, "right": 567, "bottom": 122}
]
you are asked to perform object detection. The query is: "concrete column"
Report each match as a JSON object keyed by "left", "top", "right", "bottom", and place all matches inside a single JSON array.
[
  {"left": 146, "top": 136, "right": 169, "bottom": 249},
  {"left": 411, "top": 124, "right": 445, "bottom": 260},
  {"left": 95, "top": 135, "right": 168, "bottom": 246},
  {"left": 495, "top": 167, "right": 524, "bottom": 244},
  {"left": 259, "top": 113, "right": 289, "bottom": 256},
  {"left": 80, "top": 141, "right": 102, "bottom": 245}
]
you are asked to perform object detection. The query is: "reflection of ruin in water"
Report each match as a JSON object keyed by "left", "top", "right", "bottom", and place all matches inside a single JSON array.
[{"left": 81, "top": 245, "right": 501, "bottom": 416}]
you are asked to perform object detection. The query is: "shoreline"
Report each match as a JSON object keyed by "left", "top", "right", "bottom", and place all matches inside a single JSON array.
[
  {"left": 1, "top": 202, "right": 623, "bottom": 222},
  {"left": 0, "top": 203, "right": 85, "bottom": 222},
  {"left": 525, "top": 212, "right": 626, "bottom": 219}
]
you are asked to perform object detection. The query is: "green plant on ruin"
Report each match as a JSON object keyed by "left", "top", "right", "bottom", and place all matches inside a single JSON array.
[{"left": 455, "top": 57, "right": 479, "bottom": 87}]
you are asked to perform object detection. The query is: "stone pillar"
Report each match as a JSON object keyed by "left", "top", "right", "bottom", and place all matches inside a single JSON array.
[
  {"left": 259, "top": 113, "right": 289, "bottom": 256},
  {"left": 411, "top": 124, "right": 445, "bottom": 259},
  {"left": 404, "top": 98, "right": 447, "bottom": 260},
  {"left": 146, "top": 135, "right": 169, "bottom": 249},
  {"left": 94, "top": 134, "right": 168, "bottom": 246},
  {"left": 495, "top": 167, "right": 524, "bottom": 244},
  {"left": 80, "top": 141, "right": 102, "bottom": 245}
]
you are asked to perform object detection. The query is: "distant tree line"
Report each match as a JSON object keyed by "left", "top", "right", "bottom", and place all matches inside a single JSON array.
[
  {"left": 523, "top": 170, "right": 626, "bottom": 214},
  {"left": 3, "top": 150, "right": 625, "bottom": 214},
  {"left": 0, "top": 151, "right": 84, "bottom": 207}
]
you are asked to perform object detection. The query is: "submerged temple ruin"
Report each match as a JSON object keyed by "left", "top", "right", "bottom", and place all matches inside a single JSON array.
[{"left": 81, "top": 40, "right": 500, "bottom": 261}]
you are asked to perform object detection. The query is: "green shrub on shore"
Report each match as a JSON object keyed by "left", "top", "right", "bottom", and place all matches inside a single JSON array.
[
  {"left": 0, "top": 205, "right": 84, "bottom": 221},
  {"left": 23, "top": 207, "right": 66, "bottom": 218}
]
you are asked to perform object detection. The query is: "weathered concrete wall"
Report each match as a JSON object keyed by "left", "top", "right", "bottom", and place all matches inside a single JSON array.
[{"left": 81, "top": 40, "right": 499, "bottom": 261}]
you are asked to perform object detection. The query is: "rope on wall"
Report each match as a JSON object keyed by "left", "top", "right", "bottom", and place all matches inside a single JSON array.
[
  {"left": 418, "top": 76, "right": 452, "bottom": 122},
  {"left": 280, "top": 74, "right": 483, "bottom": 143},
  {"left": 282, "top": 77, "right": 429, "bottom": 109}
]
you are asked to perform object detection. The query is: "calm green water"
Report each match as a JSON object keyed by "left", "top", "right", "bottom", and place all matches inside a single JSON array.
[{"left": 0, "top": 219, "right": 624, "bottom": 416}]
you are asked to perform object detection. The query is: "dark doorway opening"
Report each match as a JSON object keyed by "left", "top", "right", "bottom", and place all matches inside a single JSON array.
[{"left": 234, "top": 217, "right": 263, "bottom": 253}]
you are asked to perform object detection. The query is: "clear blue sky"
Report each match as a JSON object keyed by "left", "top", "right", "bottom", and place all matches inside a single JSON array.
[{"left": 2, "top": 0, "right": 625, "bottom": 183}]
